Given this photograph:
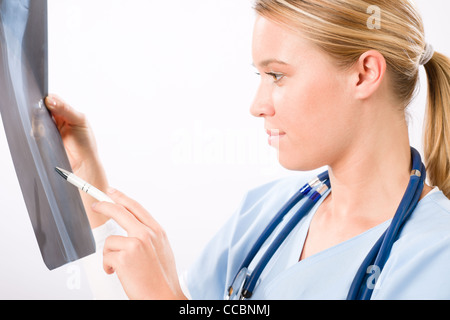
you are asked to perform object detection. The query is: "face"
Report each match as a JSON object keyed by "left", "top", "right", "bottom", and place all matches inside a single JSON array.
[{"left": 251, "top": 16, "right": 358, "bottom": 171}]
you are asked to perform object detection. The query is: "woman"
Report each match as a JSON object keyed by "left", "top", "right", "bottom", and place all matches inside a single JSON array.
[{"left": 45, "top": 0, "right": 450, "bottom": 299}]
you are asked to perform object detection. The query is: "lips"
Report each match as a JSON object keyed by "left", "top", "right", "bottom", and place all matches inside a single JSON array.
[
  {"left": 266, "top": 129, "right": 286, "bottom": 137},
  {"left": 266, "top": 129, "right": 286, "bottom": 146}
]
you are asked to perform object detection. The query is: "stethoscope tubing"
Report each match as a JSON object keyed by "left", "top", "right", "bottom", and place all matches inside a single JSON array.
[
  {"left": 227, "top": 147, "right": 425, "bottom": 300},
  {"left": 238, "top": 185, "right": 312, "bottom": 273},
  {"left": 227, "top": 171, "right": 330, "bottom": 299},
  {"left": 242, "top": 179, "right": 331, "bottom": 298},
  {"left": 347, "top": 148, "right": 425, "bottom": 299},
  {"left": 242, "top": 171, "right": 330, "bottom": 270}
]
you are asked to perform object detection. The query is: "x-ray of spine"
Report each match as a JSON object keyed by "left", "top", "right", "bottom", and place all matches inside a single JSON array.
[{"left": 0, "top": 0, "right": 95, "bottom": 270}]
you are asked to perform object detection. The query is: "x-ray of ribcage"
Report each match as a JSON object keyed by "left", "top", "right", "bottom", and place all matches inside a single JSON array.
[{"left": 0, "top": 0, "right": 95, "bottom": 270}]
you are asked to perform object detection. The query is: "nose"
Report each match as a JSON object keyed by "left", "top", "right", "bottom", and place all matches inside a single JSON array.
[{"left": 250, "top": 84, "right": 275, "bottom": 118}]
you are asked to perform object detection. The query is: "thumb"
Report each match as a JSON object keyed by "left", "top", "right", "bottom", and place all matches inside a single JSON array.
[{"left": 45, "top": 94, "right": 87, "bottom": 127}]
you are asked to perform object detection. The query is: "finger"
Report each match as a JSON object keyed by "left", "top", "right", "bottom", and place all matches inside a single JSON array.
[
  {"left": 103, "top": 250, "right": 120, "bottom": 275},
  {"left": 103, "top": 236, "right": 137, "bottom": 275},
  {"left": 106, "top": 188, "right": 160, "bottom": 230},
  {"left": 45, "top": 94, "right": 87, "bottom": 126},
  {"left": 92, "top": 201, "right": 142, "bottom": 236},
  {"left": 103, "top": 235, "right": 130, "bottom": 254},
  {"left": 103, "top": 237, "right": 147, "bottom": 275}
]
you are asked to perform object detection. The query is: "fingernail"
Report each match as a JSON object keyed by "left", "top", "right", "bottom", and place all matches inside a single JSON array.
[
  {"left": 107, "top": 187, "right": 116, "bottom": 194},
  {"left": 91, "top": 202, "right": 98, "bottom": 209},
  {"left": 46, "top": 97, "right": 57, "bottom": 108}
]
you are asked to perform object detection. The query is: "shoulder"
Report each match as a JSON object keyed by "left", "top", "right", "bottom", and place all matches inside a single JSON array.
[
  {"left": 237, "top": 170, "right": 319, "bottom": 216},
  {"left": 402, "top": 190, "right": 450, "bottom": 235},
  {"left": 393, "top": 190, "right": 450, "bottom": 253},
  {"left": 420, "top": 190, "right": 450, "bottom": 215},
  {"left": 226, "top": 171, "right": 317, "bottom": 242},
  {"left": 224, "top": 170, "right": 324, "bottom": 253},
  {"left": 373, "top": 191, "right": 450, "bottom": 299}
]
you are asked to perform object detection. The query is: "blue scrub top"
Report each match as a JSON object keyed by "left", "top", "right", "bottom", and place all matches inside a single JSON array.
[{"left": 184, "top": 173, "right": 450, "bottom": 300}]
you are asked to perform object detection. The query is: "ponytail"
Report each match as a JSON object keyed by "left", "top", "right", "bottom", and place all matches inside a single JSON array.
[{"left": 423, "top": 52, "right": 450, "bottom": 199}]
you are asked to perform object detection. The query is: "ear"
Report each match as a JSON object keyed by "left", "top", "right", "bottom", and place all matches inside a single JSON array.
[{"left": 352, "top": 50, "right": 387, "bottom": 100}]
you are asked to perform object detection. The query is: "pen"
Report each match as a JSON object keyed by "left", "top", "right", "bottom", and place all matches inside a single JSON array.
[{"left": 55, "top": 167, "right": 115, "bottom": 204}]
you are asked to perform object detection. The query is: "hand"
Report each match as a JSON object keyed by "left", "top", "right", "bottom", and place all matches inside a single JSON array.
[
  {"left": 92, "top": 188, "right": 187, "bottom": 300},
  {"left": 45, "top": 94, "right": 102, "bottom": 170},
  {"left": 45, "top": 94, "right": 109, "bottom": 227}
]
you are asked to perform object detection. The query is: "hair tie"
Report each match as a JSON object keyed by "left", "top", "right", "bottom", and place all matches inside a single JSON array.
[{"left": 420, "top": 44, "right": 434, "bottom": 65}]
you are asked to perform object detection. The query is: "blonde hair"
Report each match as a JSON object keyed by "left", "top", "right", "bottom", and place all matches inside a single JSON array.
[{"left": 254, "top": 0, "right": 450, "bottom": 198}]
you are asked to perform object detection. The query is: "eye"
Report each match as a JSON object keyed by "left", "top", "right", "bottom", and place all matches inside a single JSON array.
[{"left": 265, "top": 72, "right": 284, "bottom": 83}]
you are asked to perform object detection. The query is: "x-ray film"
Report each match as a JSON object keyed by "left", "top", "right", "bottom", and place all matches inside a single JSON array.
[{"left": 0, "top": 0, "right": 95, "bottom": 270}]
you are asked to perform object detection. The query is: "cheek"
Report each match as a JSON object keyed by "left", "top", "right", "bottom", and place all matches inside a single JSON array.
[
  {"left": 302, "top": 71, "right": 346, "bottom": 115},
  {"left": 278, "top": 74, "right": 345, "bottom": 135},
  {"left": 274, "top": 73, "right": 351, "bottom": 170}
]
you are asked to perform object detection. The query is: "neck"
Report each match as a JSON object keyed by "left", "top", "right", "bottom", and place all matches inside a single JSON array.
[{"left": 325, "top": 107, "right": 413, "bottom": 224}]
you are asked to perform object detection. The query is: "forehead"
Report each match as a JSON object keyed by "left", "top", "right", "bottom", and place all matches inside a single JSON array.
[{"left": 252, "top": 15, "right": 312, "bottom": 67}]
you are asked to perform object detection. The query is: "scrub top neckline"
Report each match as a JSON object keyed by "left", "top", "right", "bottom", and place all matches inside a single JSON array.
[
  {"left": 285, "top": 183, "right": 440, "bottom": 269},
  {"left": 252, "top": 190, "right": 392, "bottom": 298},
  {"left": 271, "top": 189, "right": 393, "bottom": 273},
  {"left": 290, "top": 184, "right": 443, "bottom": 267},
  {"left": 294, "top": 190, "right": 394, "bottom": 266}
]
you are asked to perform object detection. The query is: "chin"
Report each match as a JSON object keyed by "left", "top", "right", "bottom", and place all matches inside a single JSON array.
[{"left": 277, "top": 151, "right": 326, "bottom": 172}]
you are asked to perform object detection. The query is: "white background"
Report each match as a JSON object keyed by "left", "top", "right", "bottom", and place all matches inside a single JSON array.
[{"left": 0, "top": 0, "right": 448, "bottom": 299}]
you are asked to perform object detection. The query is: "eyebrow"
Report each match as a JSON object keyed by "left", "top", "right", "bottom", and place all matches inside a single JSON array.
[{"left": 252, "top": 59, "right": 289, "bottom": 68}]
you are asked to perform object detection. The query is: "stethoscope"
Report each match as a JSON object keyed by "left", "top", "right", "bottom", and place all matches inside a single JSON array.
[{"left": 226, "top": 147, "right": 425, "bottom": 300}]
